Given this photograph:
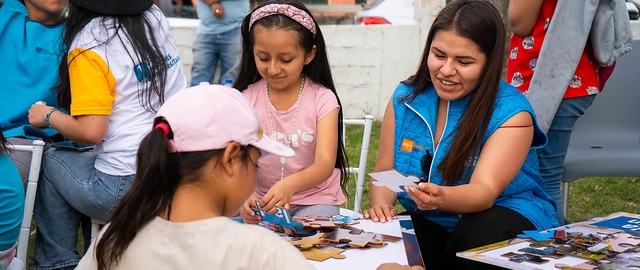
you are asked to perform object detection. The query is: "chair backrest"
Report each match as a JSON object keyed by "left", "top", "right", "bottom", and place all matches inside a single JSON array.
[
  {"left": 569, "top": 39, "right": 640, "bottom": 145},
  {"left": 562, "top": 39, "right": 640, "bottom": 183},
  {"left": 7, "top": 140, "right": 45, "bottom": 267},
  {"left": 560, "top": 40, "right": 640, "bottom": 221},
  {"left": 342, "top": 115, "right": 374, "bottom": 213}
]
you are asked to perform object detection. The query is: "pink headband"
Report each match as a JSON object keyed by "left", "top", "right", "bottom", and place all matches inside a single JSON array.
[{"left": 249, "top": 4, "right": 316, "bottom": 36}]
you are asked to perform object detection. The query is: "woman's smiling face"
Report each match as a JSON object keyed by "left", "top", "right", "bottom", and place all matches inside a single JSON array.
[{"left": 427, "top": 29, "right": 487, "bottom": 101}]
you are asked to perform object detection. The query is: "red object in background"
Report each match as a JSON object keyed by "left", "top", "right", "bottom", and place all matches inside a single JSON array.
[{"left": 357, "top": 17, "right": 391, "bottom": 25}]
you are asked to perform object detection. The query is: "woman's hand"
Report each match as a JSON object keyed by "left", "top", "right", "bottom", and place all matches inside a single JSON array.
[
  {"left": 239, "top": 194, "right": 262, "bottom": 224},
  {"left": 405, "top": 182, "right": 444, "bottom": 211},
  {"left": 28, "top": 103, "right": 55, "bottom": 129},
  {"left": 259, "top": 180, "right": 294, "bottom": 214},
  {"left": 363, "top": 203, "right": 397, "bottom": 223}
]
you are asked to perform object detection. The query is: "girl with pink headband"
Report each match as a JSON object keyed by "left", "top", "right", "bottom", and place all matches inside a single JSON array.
[{"left": 234, "top": 0, "right": 350, "bottom": 222}]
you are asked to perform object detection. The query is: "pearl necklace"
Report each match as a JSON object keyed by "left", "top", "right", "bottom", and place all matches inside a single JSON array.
[{"left": 266, "top": 76, "right": 305, "bottom": 180}]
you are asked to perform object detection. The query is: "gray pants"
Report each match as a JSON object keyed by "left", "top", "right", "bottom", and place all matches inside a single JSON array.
[{"left": 7, "top": 137, "right": 51, "bottom": 189}]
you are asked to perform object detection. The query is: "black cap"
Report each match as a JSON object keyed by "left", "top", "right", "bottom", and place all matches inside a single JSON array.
[{"left": 70, "top": 0, "right": 154, "bottom": 16}]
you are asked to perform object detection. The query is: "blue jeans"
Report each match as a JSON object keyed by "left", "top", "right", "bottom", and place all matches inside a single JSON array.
[
  {"left": 33, "top": 149, "right": 134, "bottom": 269},
  {"left": 537, "top": 95, "right": 596, "bottom": 225},
  {"left": 190, "top": 27, "right": 241, "bottom": 86}
]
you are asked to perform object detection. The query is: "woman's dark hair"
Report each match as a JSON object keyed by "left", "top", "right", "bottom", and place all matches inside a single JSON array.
[
  {"left": 403, "top": 0, "right": 505, "bottom": 185},
  {"left": 54, "top": 3, "right": 167, "bottom": 113},
  {"left": 0, "top": 131, "right": 8, "bottom": 155},
  {"left": 234, "top": 0, "right": 350, "bottom": 195},
  {"left": 95, "top": 120, "right": 253, "bottom": 270}
]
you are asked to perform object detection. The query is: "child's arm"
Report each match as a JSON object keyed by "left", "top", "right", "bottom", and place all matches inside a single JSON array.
[{"left": 259, "top": 108, "right": 340, "bottom": 213}]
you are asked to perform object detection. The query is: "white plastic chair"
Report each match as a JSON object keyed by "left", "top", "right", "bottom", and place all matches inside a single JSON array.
[
  {"left": 6, "top": 140, "right": 45, "bottom": 270},
  {"left": 561, "top": 39, "right": 640, "bottom": 222},
  {"left": 90, "top": 218, "right": 106, "bottom": 243},
  {"left": 340, "top": 115, "right": 374, "bottom": 216}
]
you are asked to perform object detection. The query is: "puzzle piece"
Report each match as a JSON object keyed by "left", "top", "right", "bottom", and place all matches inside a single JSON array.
[
  {"left": 518, "top": 230, "right": 556, "bottom": 241},
  {"left": 294, "top": 215, "right": 359, "bottom": 230},
  {"left": 519, "top": 246, "right": 566, "bottom": 259},
  {"left": 301, "top": 247, "right": 346, "bottom": 261},
  {"left": 554, "top": 262, "right": 597, "bottom": 270},
  {"left": 252, "top": 201, "right": 303, "bottom": 233},
  {"left": 295, "top": 216, "right": 343, "bottom": 230},
  {"left": 289, "top": 232, "right": 325, "bottom": 250},
  {"left": 369, "top": 170, "right": 420, "bottom": 192},
  {"left": 606, "top": 233, "right": 640, "bottom": 252},
  {"left": 324, "top": 227, "right": 383, "bottom": 248}
]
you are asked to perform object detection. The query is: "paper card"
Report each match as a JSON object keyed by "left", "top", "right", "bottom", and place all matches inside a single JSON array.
[{"left": 368, "top": 170, "right": 420, "bottom": 192}]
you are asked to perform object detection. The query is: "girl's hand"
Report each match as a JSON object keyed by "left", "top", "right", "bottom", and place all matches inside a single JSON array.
[
  {"left": 239, "top": 195, "right": 262, "bottom": 224},
  {"left": 363, "top": 203, "right": 397, "bottom": 223},
  {"left": 405, "top": 182, "right": 443, "bottom": 211},
  {"left": 28, "top": 103, "right": 55, "bottom": 129},
  {"left": 259, "top": 180, "right": 294, "bottom": 214}
]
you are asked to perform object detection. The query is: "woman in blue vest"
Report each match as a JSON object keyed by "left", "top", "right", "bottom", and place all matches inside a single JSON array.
[{"left": 363, "top": 1, "right": 558, "bottom": 269}]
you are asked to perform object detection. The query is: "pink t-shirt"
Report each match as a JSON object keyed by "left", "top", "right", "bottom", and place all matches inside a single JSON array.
[{"left": 243, "top": 77, "right": 345, "bottom": 206}]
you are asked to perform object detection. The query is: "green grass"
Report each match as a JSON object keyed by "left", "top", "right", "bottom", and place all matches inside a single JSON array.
[{"left": 341, "top": 120, "right": 640, "bottom": 222}]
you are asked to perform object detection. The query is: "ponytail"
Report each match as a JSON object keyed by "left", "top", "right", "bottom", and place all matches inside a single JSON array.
[{"left": 96, "top": 126, "right": 177, "bottom": 270}]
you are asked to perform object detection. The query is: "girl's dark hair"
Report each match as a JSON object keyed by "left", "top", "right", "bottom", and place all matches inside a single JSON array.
[
  {"left": 54, "top": 3, "right": 167, "bottom": 113},
  {"left": 95, "top": 121, "right": 253, "bottom": 270},
  {"left": 402, "top": 0, "right": 505, "bottom": 185},
  {"left": 234, "top": 0, "right": 350, "bottom": 195}
]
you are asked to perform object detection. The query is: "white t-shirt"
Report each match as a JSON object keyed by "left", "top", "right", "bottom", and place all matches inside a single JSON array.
[
  {"left": 77, "top": 216, "right": 314, "bottom": 270},
  {"left": 68, "top": 5, "right": 186, "bottom": 175}
]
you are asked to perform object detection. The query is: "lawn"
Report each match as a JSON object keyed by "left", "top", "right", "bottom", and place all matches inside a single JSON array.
[{"left": 341, "top": 120, "right": 640, "bottom": 222}]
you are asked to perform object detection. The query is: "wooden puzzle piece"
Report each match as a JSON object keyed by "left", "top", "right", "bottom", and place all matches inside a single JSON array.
[
  {"left": 374, "top": 232, "right": 403, "bottom": 243},
  {"left": 369, "top": 170, "right": 420, "bottom": 192},
  {"left": 324, "top": 227, "right": 383, "bottom": 248},
  {"left": 252, "top": 201, "right": 303, "bottom": 232},
  {"left": 294, "top": 215, "right": 358, "bottom": 230},
  {"left": 506, "top": 253, "right": 549, "bottom": 264},
  {"left": 519, "top": 246, "right": 566, "bottom": 259},
  {"left": 289, "top": 233, "right": 325, "bottom": 250},
  {"left": 606, "top": 233, "right": 640, "bottom": 252},
  {"left": 301, "top": 247, "right": 346, "bottom": 261},
  {"left": 518, "top": 230, "right": 556, "bottom": 241},
  {"left": 554, "top": 262, "right": 597, "bottom": 270}
]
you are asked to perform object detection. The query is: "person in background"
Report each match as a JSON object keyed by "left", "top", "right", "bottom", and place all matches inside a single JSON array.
[
  {"left": 234, "top": 0, "right": 350, "bottom": 221},
  {"left": 76, "top": 84, "right": 312, "bottom": 270},
  {"left": 0, "top": 131, "right": 24, "bottom": 270},
  {"left": 0, "top": 0, "right": 67, "bottom": 182},
  {"left": 507, "top": 0, "right": 632, "bottom": 224},
  {"left": 27, "top": 0, "right": 186, "bottom": 268},
  {"left": 363, "top": 1, "right": 558, "bottom": 269},
  {"left": 190, "top": 0, "right": 249, "bottom": 86}
]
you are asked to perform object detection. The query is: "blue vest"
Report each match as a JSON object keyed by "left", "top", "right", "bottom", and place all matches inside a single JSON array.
[
  {"left": 392, "top": 81, "right": 559, "bottom": 232},
  {"left": 0, "top": 0, "right": 63, "bottom": 138}
]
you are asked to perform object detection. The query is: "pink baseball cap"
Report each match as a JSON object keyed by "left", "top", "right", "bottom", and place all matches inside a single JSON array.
[{"left": 155, "top": 83, "right": 295, "bottom": 157}]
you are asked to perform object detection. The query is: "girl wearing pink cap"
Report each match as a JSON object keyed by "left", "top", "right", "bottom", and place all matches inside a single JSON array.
[{"left": 78, "top": 84, "right": 312, "bottom": 270}]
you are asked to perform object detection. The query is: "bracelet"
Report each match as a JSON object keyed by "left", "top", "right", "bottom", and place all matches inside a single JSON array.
[{"left": 44, "top": 108, "right": 58, "bottom": 128}]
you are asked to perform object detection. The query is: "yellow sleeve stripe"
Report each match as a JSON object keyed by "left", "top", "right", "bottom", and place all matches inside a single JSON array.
[{"left": 68, "top": 48, "right": 116, "bottom": 116}]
